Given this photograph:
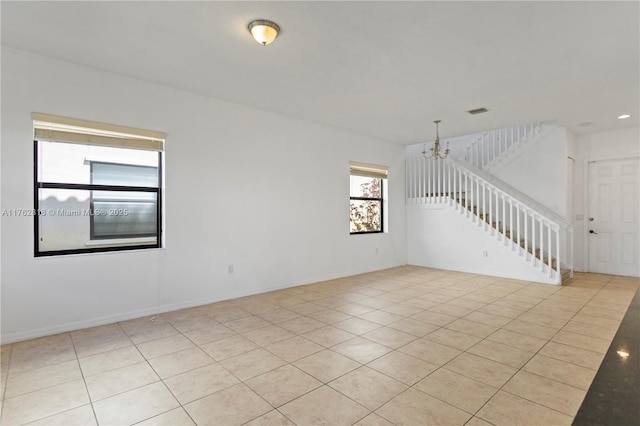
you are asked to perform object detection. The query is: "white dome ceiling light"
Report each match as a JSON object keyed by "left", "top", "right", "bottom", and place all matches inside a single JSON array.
[{"left": 248, "top": 20, "right": 280, "bottom": 46}]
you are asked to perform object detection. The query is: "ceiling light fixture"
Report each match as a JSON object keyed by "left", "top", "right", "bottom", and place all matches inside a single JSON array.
[
  {"left": 248, "top": 19, "right": 280, "bottom": 46},
  {"left": 617, "top": 114, "right": 631, "bottom": 119},
  {"left": 422, "top": 120, "right": 450, "bottom": 159}
]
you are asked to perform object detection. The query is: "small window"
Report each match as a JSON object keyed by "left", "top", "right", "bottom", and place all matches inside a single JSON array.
[
  {"left": 33, "top": 113, "right": 164, "bottom": 256},
  {"left": 350, "top": 162, "right": 388, "bottom": 234}
]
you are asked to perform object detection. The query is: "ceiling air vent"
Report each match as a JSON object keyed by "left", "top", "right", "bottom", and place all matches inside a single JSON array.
[{"left": 467, "top": 107, "right": 489, "bottom": 115}]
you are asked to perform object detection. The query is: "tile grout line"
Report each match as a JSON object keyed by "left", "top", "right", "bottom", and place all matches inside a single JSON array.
[
  {"left": 468, "top": 275, "right": 619, "bottom": 423},
  {"left": 70, "top": 331, "right": 100, "bottom": 426},
  {"left": 2, "top": 270, "right": 636, "bottom": 425},
  {"left": 0, "top": 345, "right": 13, "bottom": 424}
]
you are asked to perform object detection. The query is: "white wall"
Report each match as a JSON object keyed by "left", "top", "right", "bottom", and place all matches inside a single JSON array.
[
  {"left": 490, "top": 125, "right": 570, "bottom": 219},
  {"left": 0, "top": 48, "right": 407, "bottom": 343},
  {"left": 573, "top": 126, "right": 640, "bottom": 272}
]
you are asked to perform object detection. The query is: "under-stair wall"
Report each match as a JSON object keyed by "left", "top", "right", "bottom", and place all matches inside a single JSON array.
[
  {"left": 407, "top": 204, "right": 565, "bottom": 284},
  {"left": 406, "top": 156, "right": 573, "bottom": 285}
]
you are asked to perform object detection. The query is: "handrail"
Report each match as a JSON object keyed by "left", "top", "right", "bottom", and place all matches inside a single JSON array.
[
  {"left": 465, "top": 122, "right": 541, "bottom": 169},
  {"left": 406, "top": 155, "right": 573, "bottom": 283}
]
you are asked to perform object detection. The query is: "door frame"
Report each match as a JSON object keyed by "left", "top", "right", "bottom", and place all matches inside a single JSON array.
[{"left": 584, "top": 155, "right": 640, "bottom": 274}]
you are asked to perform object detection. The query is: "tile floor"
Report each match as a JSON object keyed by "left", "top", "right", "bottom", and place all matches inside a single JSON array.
[{"left": 1, "top": 266, "right": 638, "bottom": 425}]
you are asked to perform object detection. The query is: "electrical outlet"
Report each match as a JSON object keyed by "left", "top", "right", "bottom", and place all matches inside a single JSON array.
[
  {"left": 228, "top": 264, "right": 234, "bottom": 274},
  {"left": 483, "top": 250, "right": 488, "bottom": 257}
]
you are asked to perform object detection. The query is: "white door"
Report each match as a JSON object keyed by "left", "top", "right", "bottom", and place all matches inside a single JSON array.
[{"left": 588, "top": 158, "right": 640, "bottom": 276}]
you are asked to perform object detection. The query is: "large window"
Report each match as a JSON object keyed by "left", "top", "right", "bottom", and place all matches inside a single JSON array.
[
  {"left": 33, "top": 113, "right": 164, "bottom": 256},
  {"left": 350, "top": 162, "right": 388, "bottom": 234}
]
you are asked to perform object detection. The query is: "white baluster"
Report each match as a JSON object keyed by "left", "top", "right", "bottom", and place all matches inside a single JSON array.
[
  {"left": 509, "top": 201, "right": 513, "bottom": 248},
  {"left": 447, "top": 161, "right": 451, "bottom": 204},
  {"left": 459, "top": 168, "right": 464, "bottom": 212},
  {"left": 426, "top": 158, "right": 430, "bottom": 204},
  {"left": 430, "top": 159, "right": 435, "bottom": 203},
  {"left": 436, "top": 159, "right": 440, "bottom": 203},
  {"left": 413, "top": 158, "right": 417, "bottom": 201},
  {"left": 524, "top": 211, "right": 529, "bottom": 258},
  {"left": 459, "top": 168, "right": 463, "bottom": 211},
  {"left": 530, "top": 215, "right": 535, "bottom": 263},
  {"left": 482, "top": 183, "right": 486, "bottom": 230},
  {"left": 451, "top": 163, "right": 456, "bottom": 208},
  {"left": 504, "top": 195, "right": 508, "bottom": 237},
  {"left": 476, "top": 179, "right": 480, "bottom": 224},
  {"left": 539, "top": 220, "right": 545, "bottom": 272},
  {"left": 555, "top": 227, "right": 561, "bottom": 274},
  {"left": 407, "top": 158, "right": 411, "bottom": 201},
  {"left": 412, "top": 158, "right": 416, "bottom": 202},
  {"left": 470, "top": 176, "right": 474, "bottom": 221},
  {"left": 416, "top": 158, "right": 420, "bottom": 203},
  {"left": 489, "top": 188, "right": 494, "bottom": 235},
  {"left": 548, "top": 223, "right": 552, "bottom": 275},
  {"left": 422, "top": 158, "right": 425, "bottom": 203},
  {"left": 416, "top": 158, "right": 420, "bottom": 202},
  {"left": 516, "top": 204, "right": 521, "bottom": 252},
  {"left": 465, "top": 173, "right": 470, "bottom": 218},
  {"left": 422, "top": 158, "right": 426, "bottom": 204}
]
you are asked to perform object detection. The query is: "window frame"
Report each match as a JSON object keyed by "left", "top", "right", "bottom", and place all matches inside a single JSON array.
[
  {"left": 349, "top": 162, "right": 388, "bottom": 235},
  {"left": 34, "top": 141, "right": 163, "bottom": 256},
  {"left": 32, "top": 111, "right": 166, "bottom": 257}
]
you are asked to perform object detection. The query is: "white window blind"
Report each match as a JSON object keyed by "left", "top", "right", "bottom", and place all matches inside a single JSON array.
[{"left": 32, "top": 112, "right": 165, "bottom": 151}]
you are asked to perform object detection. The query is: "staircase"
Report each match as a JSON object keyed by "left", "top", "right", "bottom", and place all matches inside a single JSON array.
[{"left": 406, "top": 155, "right": 573, "bottom": 285}]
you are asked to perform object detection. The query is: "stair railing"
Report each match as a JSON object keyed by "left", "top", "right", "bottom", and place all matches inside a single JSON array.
[
  {"left": 406, "top": 156, "right": 573, "bottom": 283},
  {"left": 465, "top": 122, "right": 541, "bottom": 169}
]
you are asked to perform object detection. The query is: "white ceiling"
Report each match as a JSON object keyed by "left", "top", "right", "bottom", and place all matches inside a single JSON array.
[{"left": 2, "top": 1, "right": 638, "bottom": 144}]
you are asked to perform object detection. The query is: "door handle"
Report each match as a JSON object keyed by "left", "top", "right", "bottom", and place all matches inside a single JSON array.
[{"left": 589, "top": 230, "right": 598, "bottom": 234}]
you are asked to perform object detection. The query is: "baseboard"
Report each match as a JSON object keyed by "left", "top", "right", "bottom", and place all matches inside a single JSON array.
[{"left": 406, "top": 261, "right": 560, "bottom": 286}]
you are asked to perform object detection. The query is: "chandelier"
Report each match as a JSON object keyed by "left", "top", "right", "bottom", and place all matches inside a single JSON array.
[{"left": 422, "top": 120, "right": 450, "bottom": 159}]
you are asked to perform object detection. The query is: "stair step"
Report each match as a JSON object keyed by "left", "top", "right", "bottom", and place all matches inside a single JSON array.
[{"left": 501, "top": 233, "right": 558, "bottom": 269}]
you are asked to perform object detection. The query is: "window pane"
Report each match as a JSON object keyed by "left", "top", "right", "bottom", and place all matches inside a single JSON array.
[
  {"left": 38, "top": 188, "right": 91, "bottom": 252},
  {"left": 37, "top": 188, "right": 157, "bottom": 253},
  {"left": 350, "top": 175, "right": 381, "bottom": 198},
  {"left": 350, "top": 199, "right": 382, "bottom": 233},
  {"left": 91, "top": 162, "right": 158, "bottom": 187},
  {"left": 38, "top": 141, "right": 158, "bottom": 185},
  {"left": 92, "top": 194, "right": 158, "bottom": 239}
]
